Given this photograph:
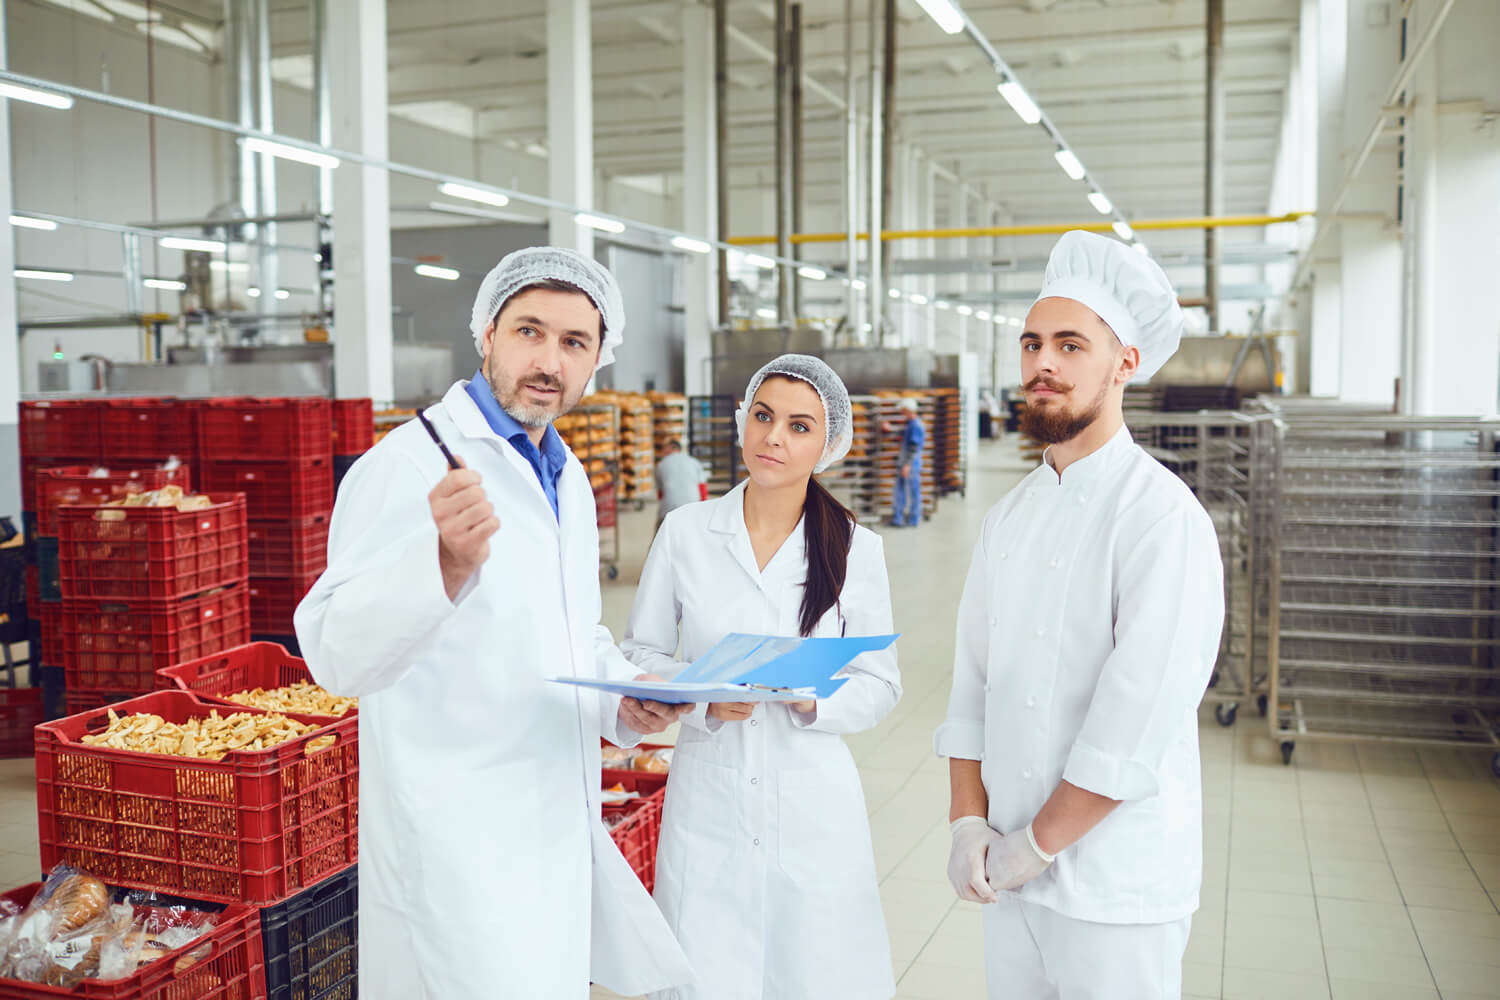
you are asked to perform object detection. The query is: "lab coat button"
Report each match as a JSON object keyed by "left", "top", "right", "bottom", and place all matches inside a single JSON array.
[
  {"left": 754, "top": 838, "right": 761, "bottom": 846},
  {"left": 1034, "top": 626, "right": 1045, "bottom": 638},
  {"left": 1022, "top": 769, "right": 1033, "bottom": 779},
  {"left": 1026, "top": 696, "right": 1036, "bottom": 708},
  {"left": 750, "top": 777, "right": 759, "bottom": 785},
  {"left": 998, "top": 551, "right": 1008, "bottom": 560},
  {"left": 1049, "top": 558, "right": 1060, "bottom": 569},
  {"left": 988, "top": 617, "right": 997, "bottom": 628},
  {"left": 750, "top": 719, "right": 758, "bottom": 727}
]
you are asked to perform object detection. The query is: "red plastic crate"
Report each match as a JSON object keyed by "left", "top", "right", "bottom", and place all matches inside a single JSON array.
[
  {"left": 37, "top": 601, "right": 64, "bottom": 668},
  {"left": 0, "top": 881, "right": 268, "bottom": 1000},
  {"left": 35, "top": 689, "right": 359, "bottom": 905},
  {"left": 156, "top": 641, "right": 352, "bottom": 718},
  {"left": 245, "top": 517, "right": 328, "bottom": 579},
  {"left": 19, "top": 400, "right": 103, "bottom": 459},
  {"left": 247, "top": 575, "right": 320, "bottom": 636},
  {"left": 21, "top": 456, "right": 94, "bottom": 513},
  {"left": 35, "top": 463, "right": 193, "bottom": 538},
  {"left": 100, "top": 398, "right": 197, "bottom": 462},
  {"left": 331, "top": 399, "right": 373, "bottom": 455},
  {"left": 605, "top": 786, "right": 664, "bottom": 894},
  {"left": 0, "top": 687, "right": 43, "bottom": 758},
  {"left": 61, "top": 584, "right": 251, "bottom": 694},
  {"left": 197, "top": 399, "right": 332, "bottom": 462},
  {"left": 57, "top": 496, "right": 248, "bottom": 602},
  {"left": 602, "top": 740, "right": 671, "bottom": 797},
  {"left": 63, "top": 689, "right": 137, "bottom": 717},
  {"left": 198, "top": 460, "right": 334, "bottom": 521}
]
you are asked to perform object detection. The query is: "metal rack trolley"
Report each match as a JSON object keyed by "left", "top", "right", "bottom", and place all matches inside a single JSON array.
[{"left": 1263, "top": 414, "right": 1500, "bottom": 774}]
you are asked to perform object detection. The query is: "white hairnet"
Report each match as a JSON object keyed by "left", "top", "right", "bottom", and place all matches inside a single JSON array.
[
  {"left": 734, "top": 354, "right": 853, "bottom": 475},
  {"left": 469, "top": 246, "right": 626, "bottom": 370},
  {"left": 897, "top": 397, "right": 919, "bottom": 414},
  {"left": 1033, "top": 230, "right": 1184, "bottom": 382}
]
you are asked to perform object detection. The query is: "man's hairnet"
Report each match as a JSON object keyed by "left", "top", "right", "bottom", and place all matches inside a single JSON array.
[
  {"left": 1033, "top": 230, "right": 1184, "bottom": 382},
  {"left": 897, "top": 397, "right": 919, "bottom": 414},
  {"left": 469, "top": 246, "right": 625, "bottom": 371},
  {"left": 734, "top": 354, "right": 853, "bottom": 475}
]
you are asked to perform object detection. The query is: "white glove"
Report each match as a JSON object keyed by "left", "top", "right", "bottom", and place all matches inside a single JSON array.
[
  {"left": 985, "top": 823, "right": 1055, "bottom": 892},
  {"left": 947, "top": 816, "right": 1002, "bottom": 904}
]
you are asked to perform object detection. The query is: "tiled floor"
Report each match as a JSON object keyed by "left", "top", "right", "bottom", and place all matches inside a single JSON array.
[{"left": 1, "top": 437, "right": 1495, "bottom": 998}]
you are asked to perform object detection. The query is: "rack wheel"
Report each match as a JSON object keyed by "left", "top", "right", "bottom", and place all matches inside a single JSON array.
[
  {"left": 1257, "top": 694, "right": 1268, "bottom": 717},
  {"left": 1214, "top": 703, "right": 1238, "bottom": 727},
  {"left": 1491, "top": 753, "right": 1500, "bottom": 779},
  {"left": 1280, "top": 741, "right": 1294, "bottom": 766},
  {"left": 606, "top": 565, "right": 619, "bottom": 581}
]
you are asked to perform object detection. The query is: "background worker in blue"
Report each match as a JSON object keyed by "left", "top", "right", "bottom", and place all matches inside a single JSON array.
[{"left": 886, "top": 397, "right": 925, "bottom": 527}]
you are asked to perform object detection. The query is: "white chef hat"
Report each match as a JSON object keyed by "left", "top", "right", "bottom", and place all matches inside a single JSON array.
[
  {"left": 1034, "top": 230, "right": 1184, "bottom": 382},
  {"left": 469, "top": 246, "right": 626, "bottom": 371}
]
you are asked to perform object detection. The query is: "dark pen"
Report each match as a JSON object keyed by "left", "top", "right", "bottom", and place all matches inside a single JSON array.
[{"left": 416, "top": 409, "right": 462, "bottom": 470}]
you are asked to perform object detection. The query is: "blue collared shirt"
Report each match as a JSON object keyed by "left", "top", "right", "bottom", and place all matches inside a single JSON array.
[{"left": 465, "top": 370, "right": 567, "bottom": 520}]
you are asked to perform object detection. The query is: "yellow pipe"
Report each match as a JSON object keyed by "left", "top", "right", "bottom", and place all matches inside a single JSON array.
[{"left": 727, "top": 211, "right": 1314, "bottom": 246}]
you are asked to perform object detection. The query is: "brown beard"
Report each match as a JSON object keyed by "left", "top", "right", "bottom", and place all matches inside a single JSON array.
[
  {"left": 1020, "top": 375, "right": 1111, "bottom": 445},
  {"left": 484, "top": 353, "right": 575, "bottom": 428}
]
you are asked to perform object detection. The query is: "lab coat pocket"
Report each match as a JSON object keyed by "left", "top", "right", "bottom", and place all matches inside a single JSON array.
[
  {"left": 776, "top": 764, "right": 870, "bottom": 887},
  {"left": 660, "top": 752, "right": 743, "bottom": 897}
]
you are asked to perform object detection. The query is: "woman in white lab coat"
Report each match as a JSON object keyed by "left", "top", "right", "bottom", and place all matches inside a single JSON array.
[{"left": 622, "top": 354, "right": 902, "bottom": 1000}]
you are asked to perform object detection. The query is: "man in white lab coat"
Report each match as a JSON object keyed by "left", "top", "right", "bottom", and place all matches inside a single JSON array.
[
  {"left": 295, "top": 247, "right": 692, "bottom": 999},
  {"left": 935, "top": 230, "right": 1224, "bottom": 999}
]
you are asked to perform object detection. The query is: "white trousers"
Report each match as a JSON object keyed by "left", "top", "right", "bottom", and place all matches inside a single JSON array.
[{"left": 982, "top": 896, "right": 1191, "bottom": 1000}]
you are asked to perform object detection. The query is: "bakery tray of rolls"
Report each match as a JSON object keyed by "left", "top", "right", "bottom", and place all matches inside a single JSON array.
[
  {"left": 157, "top": 643, "right": 356, "bottom": 720},
  {"left": 35, "top": 691, "right": 358, "bottom": 906},
  {"left": 0, "top": 864, "right": 267, "bottom": 999}
]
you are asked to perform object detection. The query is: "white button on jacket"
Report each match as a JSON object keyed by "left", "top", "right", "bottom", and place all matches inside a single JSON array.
[
  {"left": 622, "top": 481, "right": 902, "bottom": 999},
  {"left": 935, "top": 426, "right": 1224, "bottom": 925}
]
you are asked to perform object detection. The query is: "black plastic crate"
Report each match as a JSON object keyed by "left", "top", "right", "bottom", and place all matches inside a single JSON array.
[
  {"left": 252, "top": 632, "right": 303, "bottom": 657},
  {"left": 39, "top": 665, "right": 66, "bottom": 721},
  {"left": 333, "top": 454, "right": 359, "bottom": 494},
  {"left": 35, "top": 537, "right": 61, "bottom": 603},
  {"left": 259, "top": 863, "right": 358, "bottom": 1000}
]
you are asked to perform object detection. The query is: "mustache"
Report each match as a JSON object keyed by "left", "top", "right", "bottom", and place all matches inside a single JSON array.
[
  {"left": 1025, "top": 375, "right": 1073, "bottom": 393},
  {"left": 515, "top": 371, "right": 563, "bottom": 391}
]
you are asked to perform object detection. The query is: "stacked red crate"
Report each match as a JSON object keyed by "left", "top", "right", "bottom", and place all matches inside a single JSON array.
[
  {"left": 196, "top": 399, "right": 334, "bottom": 637},
  {"left": 331, "top": 398, "right": 373, "bottom": 495}
]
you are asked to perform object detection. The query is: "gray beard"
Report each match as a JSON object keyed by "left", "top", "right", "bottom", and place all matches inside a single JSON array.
[{"left": 502, "top": 400, "right": 554, "bottom": 428}]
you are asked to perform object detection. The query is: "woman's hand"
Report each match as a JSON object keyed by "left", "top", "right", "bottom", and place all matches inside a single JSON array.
[
  {"left": 786, "top": 699, "right": 816, "bottom": 715},
  {"left": 707, "top": 702, "right": 755, "bottom": 722}
]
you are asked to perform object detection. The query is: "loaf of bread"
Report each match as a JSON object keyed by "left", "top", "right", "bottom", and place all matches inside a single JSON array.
[{"left": 45, "top": 874, "right": 109, "bottom": 935}]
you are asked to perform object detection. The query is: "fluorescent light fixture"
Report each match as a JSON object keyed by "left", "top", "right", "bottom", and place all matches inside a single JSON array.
[
  {"left": 524, "top": 142, "right": 548, "bottom": 158},
  {"left": 1009, "top": 317, "right": 1024, "bottom": 327},
  {"left": 143, "top": 277, "right": 186, "bottom": 291},
  {"left": 1113, "top": 220, "right": 1135, "bottom": 241},
  {"left": 10, "top": 214, "right": 58, "bottom": 231},
  {"left": 851, "top": 278, "right": 867, "bottom": 290},
  {"left": 160, "top": 235, "right": 226, "bottom": 252},
  {"left": 574, "top": 212, "right": 626, "bottom": 234},
  {"left": 996, "top": 81, "right": 1041, "bottom": 125},
  {"left": 414, "top": 263, "right": 461, "bottom": 281},
  {"left": 0, "top": 82, "right": 74, "bottom": 111},
  {"left": 39, "top": 0, "right": 114, "bottom": 24},
  {"left": 744, "top": 253, "right": 776, "bottom": 270},
  {"left": 888, "top": 287, "right": 901, "bottom": 299},
  {"left": 909, "top": 293, "right": 928, "bottom": 305},
  {"left": 246, "top": 287, "right": 261, "bottom": 298},
  {"left": 913, "top": 0, "right": 964, "bottom": 34},
  {"left": 797, "top": 265, "right": 828, "bottom": 280},
  {"left": 96, "top": 0, "right": 161, "bottom": 20},
  {"left": 438, "top": 182, "right": 509, "bottom": 208},
  {"left": 274, "top": 288, "right": 291, "bottom": 300},
  {"left": 975, "top": 310, "right": 991, "bottom": 321},
  {"left": 671, "top": 235, "right": 713, "bottom": 254},
  {"left": 15, "top": 268, "right": 74, "bottom": 281},
  {"left": 934, "top": 300, "right": 951, "bottom": 310},
  {"left": 956, "top": 305, "right": 974, "bottom": 316},
  {"left": 755, "top": 307, "right": 777, "bottom": 320},
  {"left": 243, "top": 136, "right": 340, "bottom": 170},
  {"left": 209, "top": 260, "right": 249, "bottom": 273},
  {"left": 1087, "top": 191, "right": 1113, "bottom": 215},
  {"left": 1054, "top": 149, "right": 1086, "bottom": 181}
]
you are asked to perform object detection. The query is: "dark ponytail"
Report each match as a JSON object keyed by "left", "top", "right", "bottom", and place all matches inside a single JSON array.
[{"left": 799, "top": 477, "right": 856, "bottom": 637}]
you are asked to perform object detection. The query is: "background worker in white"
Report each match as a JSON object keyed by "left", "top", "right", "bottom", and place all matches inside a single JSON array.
[
  {"left": 295, "top": 247, "right": 691, "bottom": 999},
  {"left": 653, "top": 436, "right": 708, "bottom": 531},
  {"left": 934, "top": 230, "right": 1225, "bottom": 1000},
  {"left": 622, "top": 354, "right": 902, "bottom": 1000}
]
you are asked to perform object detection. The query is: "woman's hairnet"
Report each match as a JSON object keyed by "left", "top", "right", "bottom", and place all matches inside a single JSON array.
[
  {"left": 734, "top": 354, "right": 853, "bottom": 475},
  {"left": 469, "top": 246, "right": 626, "bottom": 371}
]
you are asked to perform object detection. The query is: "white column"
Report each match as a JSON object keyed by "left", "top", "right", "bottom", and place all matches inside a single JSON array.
[
  {"left": 1307, "top": 0, "right": 1347, "bottom": 398},
  {"left": 921, "top": 159, "right": 936, "bottom": 349},
  {"left": 1401, "top": 2, "right": 1439, "bottom": 416},
  {"left": 681, "top": 4, "right": 716, "bottom": 395},
  {"left": 1335, "top": 0, "right": 1402, "bottom": 406},
  {"left": 0, "top": 0, "right": 20, "bottom": 516},
  {"left": 328, "top": 0, "right": 394, "bottom": 403},
  {"left": 548, "top": 0, "right": 594, "bottom": 256},
  {"left": 1423, "top": 0, "right": 1500, "bottom": 415}
]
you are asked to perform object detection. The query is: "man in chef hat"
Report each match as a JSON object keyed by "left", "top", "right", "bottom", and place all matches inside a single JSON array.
[{"left": 934, "top": 230, "right": 1225, "bottom": 999}]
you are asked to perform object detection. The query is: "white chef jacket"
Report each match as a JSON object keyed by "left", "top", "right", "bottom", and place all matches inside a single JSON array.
[
  {"left": 934, "top": 425, "right": 1223, "bottom": 925},
  {"left": 622, "top": 481, "right": 901, "bottom": 999},
  {"left": 655, "top": 450, "right": 708, "bottom": 515}
]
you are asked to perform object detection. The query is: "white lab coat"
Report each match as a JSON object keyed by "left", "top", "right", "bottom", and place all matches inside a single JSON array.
[
  {"left": 935, "top": 426, "right": 1224, "bottom": 926},
  {"left": 294, "top": 381, "right": 692, "bottom": 999},
  {"left": 622, "top": 482, "right": 902, "bottom": 1000}
]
